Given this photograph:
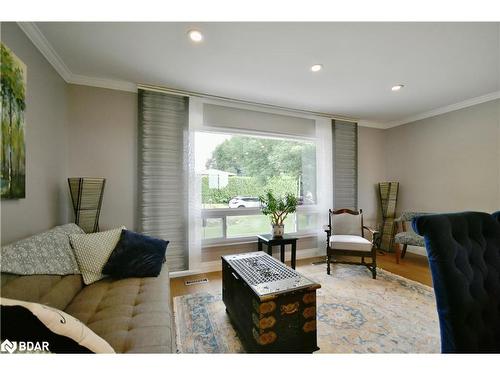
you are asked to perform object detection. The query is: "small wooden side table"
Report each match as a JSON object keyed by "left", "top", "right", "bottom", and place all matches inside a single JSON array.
[{"left": 257, "top": 234, "right": 298, "bottom": 269}]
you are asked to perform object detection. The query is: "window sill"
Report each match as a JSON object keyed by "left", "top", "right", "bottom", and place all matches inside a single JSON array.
[{"left": 202, "top": 231, "right": 319, "bottom": 248}]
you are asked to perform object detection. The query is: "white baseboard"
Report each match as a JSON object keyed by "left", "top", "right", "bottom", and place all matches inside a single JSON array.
[{"left": 169, "top": 247, "right": 324, "bottom": 278}]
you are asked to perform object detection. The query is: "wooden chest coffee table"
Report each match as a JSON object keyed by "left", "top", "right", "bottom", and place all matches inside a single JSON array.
[{"left": 222, "top": 251, "right": 321, "bottom": 353}]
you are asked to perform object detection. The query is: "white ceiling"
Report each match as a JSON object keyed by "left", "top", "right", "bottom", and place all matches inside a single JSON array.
[{"left": 32, "top": 22, "right": 500, "bottom": 125}]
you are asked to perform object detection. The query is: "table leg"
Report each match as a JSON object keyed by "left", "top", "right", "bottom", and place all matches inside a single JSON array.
[
  {"left": 267, "top": 244, "right": 272, "bottom": 256},
  {"left": 280, "top": 244, "right": 285, "bottom": 263},
  {"left": 291, "top": 241, "right": 297, "bottom": 269}
]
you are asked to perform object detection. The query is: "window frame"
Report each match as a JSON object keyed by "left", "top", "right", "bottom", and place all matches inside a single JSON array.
[
  {"left": 195, "top": 120, "right": 321, "bottom": 247},
  {"left": 201, "top": 202, "right": 320, "bottom": 246}
]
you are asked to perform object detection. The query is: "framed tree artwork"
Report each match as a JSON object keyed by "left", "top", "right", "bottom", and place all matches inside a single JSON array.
[{"left": 1, "top": 43, "right": 26, "bottom": 199}]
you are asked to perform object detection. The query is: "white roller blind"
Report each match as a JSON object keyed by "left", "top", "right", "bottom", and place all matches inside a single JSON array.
[
  {"left": 138, "top": 90, "right": 189, "bottom": 271},
  {"left": 203, "top": 103, "right": 316, "bottom": 138},
  {"left": 333, "top": 120, "right": 358, "bottom": 210}
]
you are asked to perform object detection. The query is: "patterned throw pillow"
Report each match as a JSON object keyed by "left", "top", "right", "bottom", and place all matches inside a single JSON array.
[
  {"left": 0, "top": 224, "right": 84, "bottom": 275},
  {"left": 1, "top": 297, "right": 115, "bottom": 353},
  {"left": 70, "top": 227, "right": 125, "bottom": 285}
]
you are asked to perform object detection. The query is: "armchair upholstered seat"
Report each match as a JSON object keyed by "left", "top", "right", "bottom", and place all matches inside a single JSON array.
[
  {"left": 413, "top": 211, "right": 500, "bottom": 353},
  {"left": 394, "top": 231, "right": 425, "bottom": 247},
  {"left": 329, "top": 235, "right": 373, "bottom": 252},
  {"left": 325, "top": 209, "right": 378, "bottom": 279}
]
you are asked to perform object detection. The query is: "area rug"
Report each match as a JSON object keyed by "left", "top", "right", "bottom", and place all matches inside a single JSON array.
[{"left": 173, "top": 263, "right": 440, "bottom": 353}]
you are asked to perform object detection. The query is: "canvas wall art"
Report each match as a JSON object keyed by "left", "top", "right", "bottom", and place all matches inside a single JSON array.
[{"left": 1, "top": 43, "right": 26, "bottom": 199}]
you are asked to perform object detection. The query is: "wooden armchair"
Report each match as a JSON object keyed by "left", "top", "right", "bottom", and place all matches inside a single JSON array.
[{"left": 324, "top": 208, "right": 379, "bottom": 279}]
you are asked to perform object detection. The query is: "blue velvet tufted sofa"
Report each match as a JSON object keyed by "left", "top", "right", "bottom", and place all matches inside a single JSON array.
[{"left": 413, "top": 211, "right": 500, "bottom": 353}]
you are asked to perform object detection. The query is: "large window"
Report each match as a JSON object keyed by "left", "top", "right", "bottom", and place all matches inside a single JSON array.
[{"left": 195, "top": 131, "right": 317, "bottom": 243}]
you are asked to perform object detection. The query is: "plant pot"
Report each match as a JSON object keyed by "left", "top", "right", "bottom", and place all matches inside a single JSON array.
[{"left": 272, "top": 224, "right": 284, "bottom": 238}]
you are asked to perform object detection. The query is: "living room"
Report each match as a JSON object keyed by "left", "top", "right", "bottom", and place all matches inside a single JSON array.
[{"left": 1, "top": 1, "right": 500, "bottom": 373}]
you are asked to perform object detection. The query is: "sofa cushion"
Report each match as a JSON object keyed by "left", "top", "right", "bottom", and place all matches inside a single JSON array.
[
  {"left": 1, "top": 297, "right": 115, "bottom": 353},
  {"left": 103, "top": 230, "right": 168, "bottom": 279},
  {"left": 329, "top": 235, "right": 372, "bottom": 252},
  {"left": 70, "top": 227, "right": 125, "bottom": 285},
  {"left": 64, "top": 265, "right": 175, "bottom": 353},
  {"left": 0, "top": 273, "right": 84, "bottom": 311},
  {"left": 0, "top": 223, "right": 83, "bottom": 275}
]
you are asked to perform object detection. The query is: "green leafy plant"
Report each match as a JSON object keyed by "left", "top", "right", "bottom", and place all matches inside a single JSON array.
[{"left": 259, "top": 191, "right": 298, "bottom": 226}]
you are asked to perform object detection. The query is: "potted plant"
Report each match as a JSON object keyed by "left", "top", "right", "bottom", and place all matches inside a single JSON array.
[{"left": 259, "top": 191, "right": 298, "bottom": 238}]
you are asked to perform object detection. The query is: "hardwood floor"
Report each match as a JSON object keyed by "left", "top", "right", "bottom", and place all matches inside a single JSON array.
[
  {"left": 170, "top": 250, "right": 432, "bottom": 298},
  {"left": 375, "top": 250, "right": 432, "bottom": 286}
]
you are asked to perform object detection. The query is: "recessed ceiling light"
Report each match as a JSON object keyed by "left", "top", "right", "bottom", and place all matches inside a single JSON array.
[
  {"left": 311, "top": 64, "right": 323, "bottom": 72},
  {"left": 188, "top": 30, "right": 203, "bottom": 43},
  {"left": 391, "top": 84, "right": 405, "bottom": 91}
]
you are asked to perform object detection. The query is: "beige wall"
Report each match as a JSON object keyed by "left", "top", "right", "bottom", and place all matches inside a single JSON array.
[
  {"left": 67, "top": 84, "right": 138, "bottom": 231},
  {"left": 358, "top": 126, "right": 386, "bottom": 227},
  {"left": 1, "top": 23, "right": 69, "bottom": 245},
  {"left": 1, "top": 22, "right": 496, "bottom": 254},
  {"left": 385, "top": 99, "right": 500, "bottom": 214}
]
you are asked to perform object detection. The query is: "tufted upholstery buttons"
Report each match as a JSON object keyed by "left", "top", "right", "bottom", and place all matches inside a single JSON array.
[
  {"left": 62, "top": 266, "right": 175, "bottom": 353},
  {"left": 1, "top": 264, "right": 175, "bottom": 353},
  {"left": 413, "top": 211, "right": 500, "bottom": 353}
]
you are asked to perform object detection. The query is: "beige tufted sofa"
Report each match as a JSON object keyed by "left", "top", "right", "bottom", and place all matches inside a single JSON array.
[{"left": 1, "top": 250, "right": 176, "bottom": 353}]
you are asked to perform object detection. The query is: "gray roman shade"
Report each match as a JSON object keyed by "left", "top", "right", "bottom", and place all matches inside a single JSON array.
[
  {"left": 203, "top": 103, "right": 316, "bottom": 138},
  {"left": 332, "top": 120, "right": 358, "bottom": 210},
  {"left": 138, "top": 89, "right": 189, "bottom": 271}
]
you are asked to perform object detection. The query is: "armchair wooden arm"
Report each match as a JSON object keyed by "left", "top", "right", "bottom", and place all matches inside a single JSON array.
[
  {"left": 362, "top": 225, "right": 378, "bottom": 235},
  {"left": 362, "top": 225, "right": 379, "bottom": 243}
]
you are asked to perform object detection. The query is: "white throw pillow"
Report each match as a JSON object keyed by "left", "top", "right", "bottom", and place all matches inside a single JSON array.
[
  {"left": 70, "top": 227, "right": 125, "bottom": 285},
  {"left": 1, "top": 297, "right": 115, "bottom": 353}
]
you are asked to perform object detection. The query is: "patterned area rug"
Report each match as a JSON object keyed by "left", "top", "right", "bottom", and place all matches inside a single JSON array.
[{"left": 173, "top": 263, "right": 440, "bottom": 353}]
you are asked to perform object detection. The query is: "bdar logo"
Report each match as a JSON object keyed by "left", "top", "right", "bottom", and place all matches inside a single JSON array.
[{"left": 1, "top": 339, "right": 17, "bottom": 354}]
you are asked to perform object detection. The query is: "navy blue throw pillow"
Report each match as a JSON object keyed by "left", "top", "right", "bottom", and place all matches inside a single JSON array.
[{"left": 102, "top": 230, "right": 168, "bottom": 278}]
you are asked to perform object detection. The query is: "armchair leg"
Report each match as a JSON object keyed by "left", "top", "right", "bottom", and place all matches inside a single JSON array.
[
  {"left": 395, "top": 244, "right": 401, "bottom": 264},
  {"left": 401, "top": 244, "right": 408, "bottom": 259},
  {"left": 326, "top": 255, "right": 331, "bottom": 275},
  {"left": 372, "top": 249, "right": 377, "bottom": 279}
]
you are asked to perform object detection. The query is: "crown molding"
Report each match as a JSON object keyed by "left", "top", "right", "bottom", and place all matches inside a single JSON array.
[
  {"left": 17, "top": 22, "right": 500, "bottom": 127},
  {"left": 17, "top": 22, "right": 73, "bottom": 82},
  {"left": 384, "top": 90, "right": 500, "bottom": 128},
  {"left": 357, "top": 120, "right": 387, "bottom": 129},
  {"left": 69, "top": 74, "right": 137, "bottom": 93},
  {"left": 17, "top": 22, "right": 137, "bottom": 93}
]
